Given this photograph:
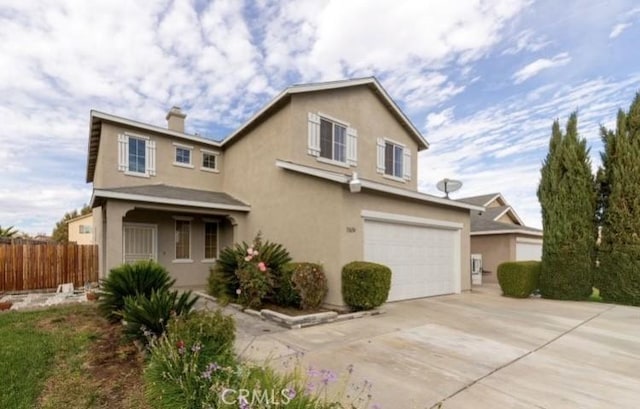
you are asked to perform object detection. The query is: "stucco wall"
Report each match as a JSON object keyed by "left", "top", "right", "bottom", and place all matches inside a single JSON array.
[
  {"left": 68, "top": 214, "right": 94, "bottom": 245},
  {"left": 286, "top": 86, "right": 421, "bottom": 190},
  {"left": 470, "top": 234, "right": 515, "bottom": 283},
  {"left": 94, "top": 122, "right": 223, "bottom": 191}
]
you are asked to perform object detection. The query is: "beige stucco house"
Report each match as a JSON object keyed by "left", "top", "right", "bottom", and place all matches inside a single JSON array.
[
  {"left": 458, "top": 193, "right": 543, "bottom": 283},
  {"left": 86, "top": 78, "right": 483, "bottom": 306},
  {"left": 67, "top": 213, "right": 94, "bottom": 245}
]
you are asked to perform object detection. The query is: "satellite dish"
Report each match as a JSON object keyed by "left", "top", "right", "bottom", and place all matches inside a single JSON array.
[{"left": 436, "top": 178, "right": 463, "bottom": 199}]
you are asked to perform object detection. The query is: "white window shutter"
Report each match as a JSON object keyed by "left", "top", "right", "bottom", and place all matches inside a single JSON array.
[
  {"left": 117, "top": 134, "right": 128, "bottom": 171},
  {"left": 403, "top": 148, "right": 411, "bottom": 180},
  {"left": 376, "top": 138, "right": 385, "bottom": 174},
  {"left": 346, "top": 127, "right": 357, "bottom": 166},
  {"left": 307, "top": 112, "right": 320, "bottom": 156},
  {"left": 147, "top": 140, "right": 156, "bottom": 176}
]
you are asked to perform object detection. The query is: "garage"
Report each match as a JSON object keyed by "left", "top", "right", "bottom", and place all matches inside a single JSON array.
[
  {"left": 516, "top": 237, "right": 543, "bottom": 261},
  {"left": 362, "top": 211, "right": 462, "bottom": 301}
]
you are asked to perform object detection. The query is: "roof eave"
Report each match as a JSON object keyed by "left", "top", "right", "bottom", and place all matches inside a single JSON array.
[
  {"left": 221, "top": 77, "right": 429, "bottom": 150},
  {"left": 471, "top": 229, "right": 543, "bottom": 237},
  {"left": 92, "top": 189, "right": 251, "bottom": 212},
  {"left": 275, "top": 160, "right": 483, "bottom": 212}
]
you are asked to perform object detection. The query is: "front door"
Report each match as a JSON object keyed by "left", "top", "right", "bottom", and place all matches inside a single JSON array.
[{"left": 123, "top": 223, "right": 157, "bottom": 263}]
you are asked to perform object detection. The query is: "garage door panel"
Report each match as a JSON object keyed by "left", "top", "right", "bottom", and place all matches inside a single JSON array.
[
  {"left": 516, "top": 240, "right": 543, "bottom": 261},
  {"left": 363, "top": 220, "right": 459, "bottom": 302}
]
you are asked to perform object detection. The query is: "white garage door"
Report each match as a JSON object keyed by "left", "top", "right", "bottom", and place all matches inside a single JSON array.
[
  {"left": 363, "top": 217, "right": 461, "bottom": 301},
  {"left": 516, "top": 238, "right": 543, "bottom": 261}
]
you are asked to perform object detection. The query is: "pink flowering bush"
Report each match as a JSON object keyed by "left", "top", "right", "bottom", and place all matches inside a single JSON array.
[{"left": 208, "top": 233, "right": 292, "bottom": 305}]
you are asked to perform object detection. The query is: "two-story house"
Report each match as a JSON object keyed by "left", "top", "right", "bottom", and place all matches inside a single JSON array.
[{"left": 86, "top": 77, "right": 483, "bottom": 306}]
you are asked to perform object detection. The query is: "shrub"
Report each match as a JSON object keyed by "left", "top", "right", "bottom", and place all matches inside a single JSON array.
[
  {"left": 99, "top": 260, "right": 174, "bottom": 322},
  {"left": 121, "top": 289, "right": 199, "bottom": 342},
  {"left": 207, "top": 265, "right": 230, "bottom": 304},
  {"left": 289, "top": 263, "right": 327, "bottom": 310},
  {"left": 272, "top": 263, "right": 302, "bottom": 308},
  {"left": 236, "top": 261, "right": 273, "bottom": 309},
  {"left": 209, "top": 233, "right": 291, "bottom": 298},
  {"left": 144, "top": 316, "right": 238, "bottom": 409},
  {"left": 342, "top": 261, "right": 391, "bottom": 311},
  {"left": 497, "top": 261, "right": 541, "bottom": 298}
]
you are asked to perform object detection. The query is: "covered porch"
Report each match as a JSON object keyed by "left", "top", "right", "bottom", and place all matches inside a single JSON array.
[{"left": 91, "top": 185, "right": 250, "bottom": 287}]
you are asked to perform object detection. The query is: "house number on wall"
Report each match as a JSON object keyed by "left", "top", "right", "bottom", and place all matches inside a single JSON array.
[{"left": 346, "top": 227, "right": 356, "bottom": 233}]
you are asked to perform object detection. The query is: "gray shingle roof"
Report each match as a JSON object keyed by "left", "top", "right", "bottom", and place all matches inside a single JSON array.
[
  {"left": 98, "top": 184, "right": 248, "bottom": 207},
  {"left": 470, "top": 212, "right": 542, "bottom": 234},
  {"left": 457, "top": 193, "right": 500, "bottom": 206}
]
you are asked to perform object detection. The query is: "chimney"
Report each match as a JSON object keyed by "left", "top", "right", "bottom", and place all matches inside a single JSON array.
[{"left": 166, "top": 106, "right": 186, "bottom": 132}]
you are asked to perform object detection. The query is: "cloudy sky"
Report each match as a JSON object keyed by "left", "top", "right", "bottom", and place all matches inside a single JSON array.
[{"left": 1, "top": 0, "right": 639, "bottom": 234}]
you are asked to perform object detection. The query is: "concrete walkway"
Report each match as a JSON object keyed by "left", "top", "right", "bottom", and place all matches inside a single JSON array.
[{"left": 201, "top": 286, "right": 640, "bottom": 408}]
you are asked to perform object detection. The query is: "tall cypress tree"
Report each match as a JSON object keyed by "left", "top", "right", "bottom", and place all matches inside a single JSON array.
[
  {"left": 537, "top": 113, "right": 596, "bottom": 299},
  {"left": 597, "top": 93, "right": 640, "bottom": 305}
]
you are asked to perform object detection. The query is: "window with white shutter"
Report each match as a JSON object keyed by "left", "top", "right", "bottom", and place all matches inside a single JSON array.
[
  {"left": 117, "top": 133, "right": 155, "bottom": 177},
  {"left": 379, "top": 138, "right": 411, "bottom": 181},
  {"left": 308, "top": 112, "right": 357, "bottom": 167},
  {"left": 307, "top": 113, "right": 320, "bottom": 156}
]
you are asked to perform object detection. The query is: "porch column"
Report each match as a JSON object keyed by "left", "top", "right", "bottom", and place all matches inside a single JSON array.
[{"left": 104, "top": 201, "right": 135, "bottom": 275}]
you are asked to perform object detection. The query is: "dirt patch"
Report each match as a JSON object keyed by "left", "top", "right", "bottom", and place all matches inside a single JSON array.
[
  {"left": 84, "top": 318, "right": 149, "bottom": 408},
  {"left": 36, "top": 306, "right": 150, "bottom": 409}
]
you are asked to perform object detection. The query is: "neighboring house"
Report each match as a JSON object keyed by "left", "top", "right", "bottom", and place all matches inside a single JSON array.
[
  {"left": 86, "top": 77, "right": 483, "bottom": 306},
  {"left": 458, "top": 193, "right": 543, "bottom": 283},
  {"left": 67, "top": 213, "right": 94, "bottom": 245}
]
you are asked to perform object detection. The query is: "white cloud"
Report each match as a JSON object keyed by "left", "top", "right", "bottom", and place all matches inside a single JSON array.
[
  {"left": 418, "top": 74, "right": 640, "bottom": 229},
  {"left": 425, "top": 107, "right": 455, "bottom": 131},
  {"left": 609, "top": 22, "right": 631, "bottom": 38},
  {"left": 512, "top": 52, "right": 571, "bottom": 84},
  {"left": 502, "top": 29, "right": 551, "bottom": 55}
]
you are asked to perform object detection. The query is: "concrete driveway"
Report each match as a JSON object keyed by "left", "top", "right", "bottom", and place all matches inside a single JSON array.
[{"left": 231, "top": 285, "right": 640, "bottom": 408}]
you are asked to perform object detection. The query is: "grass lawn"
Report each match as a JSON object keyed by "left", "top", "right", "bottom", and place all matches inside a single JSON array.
[{"left": 0, "top": 303, "right": 149, "bottom": 409}]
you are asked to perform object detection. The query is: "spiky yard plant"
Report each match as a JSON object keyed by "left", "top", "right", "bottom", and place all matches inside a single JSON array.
[
  {"left": 98, "top": 260, "right": 175, "bottom": 322},
  {"left": 122, "top": 289, "right": 199, "bottom": 342}
]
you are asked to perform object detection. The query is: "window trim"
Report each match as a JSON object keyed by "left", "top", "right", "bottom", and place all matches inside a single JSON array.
[
  {"left": 383, "top": 138, "right": 406, "bottom": 179},
  {"left": 319, "top": 116, "right": 348, "bottom": 164},
  {"left": 173, "top": 216, "right": 193, "bottom": 263},
  {"left": 173, "top": 142, "right": 194, "bottom": 168},
  {"left": 200, "top": 149, "right": 220, "bottom": 173},
  {"left": 201, "top": 219, "right": 219, "bottom": 262},
  {"left": 126, "top": 134, "right": 150, "bottom": 176}
]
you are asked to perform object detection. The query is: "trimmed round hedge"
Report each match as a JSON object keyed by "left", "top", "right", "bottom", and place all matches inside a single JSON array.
[
  {"left": 497, "top": 261, "right": 541, "bottom": 298},
  {"left": 342, "top": 261, "right": 391, "bottom": 310}
]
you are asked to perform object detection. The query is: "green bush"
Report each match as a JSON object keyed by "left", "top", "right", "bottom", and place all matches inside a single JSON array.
[
  {"left": 497, "top": 261, "right": 541, "bottom": 298},
  {"left": 99, "top": 260, "right": 174, "bottom": 322},
  {"left": 597, "top": 247, "right": 640, "bottom": 306},
  {"left": 121, "top": 289, "right": 199, "bottom": 342},
  {"left": 290, "top": 262, "right": 327, "bottom": 310},
  {"left": 236, "top": 262, "right": 273, "bottom": 309},
  {"left": 272, "top": 263, "right": 302, "bottom": 308},
  {"left": 207, "top": 265, "right": 230, "bottom": 303},
  {"left": 144, "top": 312, "right": 238, "bottom": 409},
  {"left": 209, "top": 233, "right": 291, "bottom": 298},
  {"left": 342, "top": 261, "right": 391, "bottom": 311}
]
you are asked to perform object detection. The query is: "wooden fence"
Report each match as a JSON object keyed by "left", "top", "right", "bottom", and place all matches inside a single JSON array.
[{"left": 0, "top": 244, "right": 99, "bottom": 292}]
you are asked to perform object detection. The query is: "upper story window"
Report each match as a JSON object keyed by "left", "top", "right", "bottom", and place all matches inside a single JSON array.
[
  {"left": 320, "top": 118, "right": 346, "bottom": 162},
  {"left": 79, "top": 225, "right": 92, "bottom": 234},
  {"left": 377, "top": 138, "right": 411, "bottom": 181},
  {"left": 201, "top": 149, "right": 219, "bottom": 172},
  {"left": 307, "top": 112, "right": 357, "bottom": 167},
  {"left": 173, "top": 143, "right": 193, "bottom": 168},
  {"left": 118, "top": 133, "right": 156, "bottom": 177},
  {"left": 385, "top": 141, "right": 404, "bottom": 178}
]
